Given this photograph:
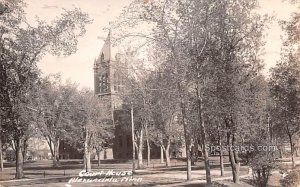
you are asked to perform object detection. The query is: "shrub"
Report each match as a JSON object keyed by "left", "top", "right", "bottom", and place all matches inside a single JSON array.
[
  {"left": 281, "top": 167, "right": 300, "bottom": 187},
  {"left": 249, "top": 149, "right": 277, "bottom": 187},
  {"left": 4, "top": 149, "right": 16, "bottom": 161}
]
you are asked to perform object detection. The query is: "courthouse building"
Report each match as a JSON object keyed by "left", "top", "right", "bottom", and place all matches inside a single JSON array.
[
  {"left": 59, "top": 31, "right": 182, "bottom": 160},
  {"left": 93, "top": 31, "right": 133, "bottom": 159}
]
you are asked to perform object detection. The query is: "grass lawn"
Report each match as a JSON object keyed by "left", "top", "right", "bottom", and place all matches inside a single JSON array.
[{"left": 0, "top": 157, "right": 288, "bottom": 187}]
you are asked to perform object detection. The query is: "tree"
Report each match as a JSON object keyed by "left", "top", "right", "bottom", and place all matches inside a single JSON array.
[
  {"left": 0, "top": 126, "right": 3, "bottom": 171},
  {"left": 93, "top": 133, "right": 111, "bottom": 167},
  {"left": 284, "top": 2, "right": 300, "bottom": 57},
  {"left": 269, "top": 1, "right": 300, "bottom": 167},
  {"left": 111, "top": 0, "right": 268, "bottom": 184},
  {"left": 191, "top": 1, "right": 267, "bottom": 183},
  {"left": 70, "top": 89, "right": 112, "bottom": 172},
  {"left": 36, "top": 75, "right": 77, "bottom": 167},
  {"left": 172, "top": 0, "right": 266, "bottom": 183},
  {"left": 269, "top": 53, "right": 300, "bottom": 168},
  {"left": 122, "top": 78, "right": 147, "bottom": 170},
  {"left": 118, "top": 53, "right": 156, "bottom": 170},
  {"left": 114, "top": 0, "right": 196, "bottom": 179},
  {"left": 0, "top": 0, "right": 91, "bottom": 178},
  {"left": 147, "top": 67, "right": 184, "bottom": 167},
  {"left": 241, "top": 75, "right": 276, "bottom": 187}
]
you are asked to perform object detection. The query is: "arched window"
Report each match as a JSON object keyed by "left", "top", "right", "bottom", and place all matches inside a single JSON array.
[
  {"left": 114, "top": 73, "right": 117, "bottom": 91},
  {"left": 99, "top": 73, "right": 109, "bottom": 93}
]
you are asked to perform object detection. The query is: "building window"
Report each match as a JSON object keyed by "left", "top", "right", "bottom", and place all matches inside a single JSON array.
[
  {"left": 113, "top": 73, "right": 116, "bottom": 91},
  {"left": 114, "top": 73, "right": 123, "bottom": 92},
  {"left": 99, "top": 73, "right": 109, "bottom": 93},
  {"left": 114, "top": 73, "right": 118, "bottom": 91}
]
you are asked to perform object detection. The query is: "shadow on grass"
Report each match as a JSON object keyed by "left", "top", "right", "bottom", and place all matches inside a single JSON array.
[
  {"left": 120, "top": 180, "right": 207, "bottom": 187},
  {"left": 179, "top": 184, "right": 208, "bottom": 187},
  {"left": 4, "top": 160, "right": 36, "bottom": 168},
  {"left": 3, "top": 162, "right": 15, "bottom": 167},
  {"left": 241, "top": 178, "right": 278, "bottom": 187},
  {"left": 24, "top": 172, "right": 69, "bottom": 176},
  {"left": 92, "top": 159, "right": 131, "bottom": 164},
  {"left": 22, "top": 159, "right": 135, "bottom": 171},
  {"left": 58, "top": 159, "right": 131, "bottom": 165},
  {"left": 241, "top": 178, "right": 255, "bottom": 186},
  {"left": 24, "top": 165, "right": 83, "bottom": 171},
  {"left": 144, "top": 183, "right": 207, "bottom": 187},
  {"left": 148, "top": 164, "right": 235, "bottom": 172}
]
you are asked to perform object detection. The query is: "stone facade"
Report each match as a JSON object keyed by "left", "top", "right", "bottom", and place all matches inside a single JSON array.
[
  {"left": 94, "top": 31, "right": 127, "bottom": 114},
  {"left": 94, "top": 31, "right": 131, "bottom": 159}
]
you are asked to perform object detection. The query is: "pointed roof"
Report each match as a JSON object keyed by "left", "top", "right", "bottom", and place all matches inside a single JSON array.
[{"left": 96, "top": 30, "right": 124, "bottom": 63}]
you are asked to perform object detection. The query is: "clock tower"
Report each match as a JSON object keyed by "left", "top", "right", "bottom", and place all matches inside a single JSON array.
[
  {"left": 94, "top": 31, "right": 127, "bottom": 122},
  {"left": 94, "top": 31, "right": 138, "bottom": 159}
]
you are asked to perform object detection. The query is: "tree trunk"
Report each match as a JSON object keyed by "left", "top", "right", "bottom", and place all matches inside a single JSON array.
[
  {"left": 203, "top": 146, "right": 212, "bottom": 185},
  {"left": 232, "top": 161, "right": 240, "bottom": 184},
  {"left": 22, "top": 139, "right": 28, "bottom": 163},
  {"left": 96, "top": 149, "right": 101, "bottom": 166},
  {"left": 160, "top": 145, "right": 164, "bottom": 164},
  {"left": 227, "top": 132, "right": 240, "bottom": 184},
  {"left": 47, "top": 138, "right": 53, "bottom": 159},
  {"left": 84, "top": 130, "right": 91, "bottom": 172},
  {"left": 218, "top": 127, "right": 224, "bottom": 176},
  {"left": 52, "top": 139, "right": 60, "bottom": 167},
  {"left": 279, "top": 149, "right": 282, "bottom": 158},
  {"left": 288, "top": 133, "right": 295, "bottom": 168},
  {"left": 11, "top": 140, "right": 16, "bottom": 152},
  {"left": 84, "top": 151, "right": 91, "bottom": 172},
  {"left": 137, "top": 129, "right": 144, "bottom": 169},
  {"left": 15, "top": 137, "right": 24, "bottom": 179},
  {"left": 197, "top": 87, "right": 211, "bottom": 186},
  {"left": 176, "top": 77, "right": 193, "bottom": 180},
  {"left": 146, "top": 132, "right": 151, "bottom": 166},
  {"left": 0, "top": 125, "right": 3, "bottom": 171},
  {"left": 181, "top": 103, "right": 191, "bottom": 180},
  {"left": 104, "top": 149, "right": 107, "bottom": 159},
  {"left": 292, "top": 148, "right": 295, "bottom": 168},
  {"left": 165, "top": 138, "right": 171, "bottom": 167},
  {"left": 186, "top": 149, "right": 192, "bottom": 180},
  {"left": 219, "top": 142, "right": 224, "bottom": 176},
  {"left": 131, "top": 104, "right": 136, "bottom": 172}
]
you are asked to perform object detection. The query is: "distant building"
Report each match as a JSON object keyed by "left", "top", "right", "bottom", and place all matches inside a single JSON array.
[
  {"left": 94, "top": 30, "right": 127, "bottom": 112},
  {"left": 57, "top": 31, "right": 130, "bottom": 160},
  {"left": 94, "top": 31, "right": 185, "bottom": 160},
  {"left": 94, "top": 31, "right": 130, "bottom": 159}
]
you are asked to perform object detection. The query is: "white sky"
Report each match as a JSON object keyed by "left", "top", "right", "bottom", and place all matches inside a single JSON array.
[{"left": 23, "top": 0, "right": 298, "bottom": 89}]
